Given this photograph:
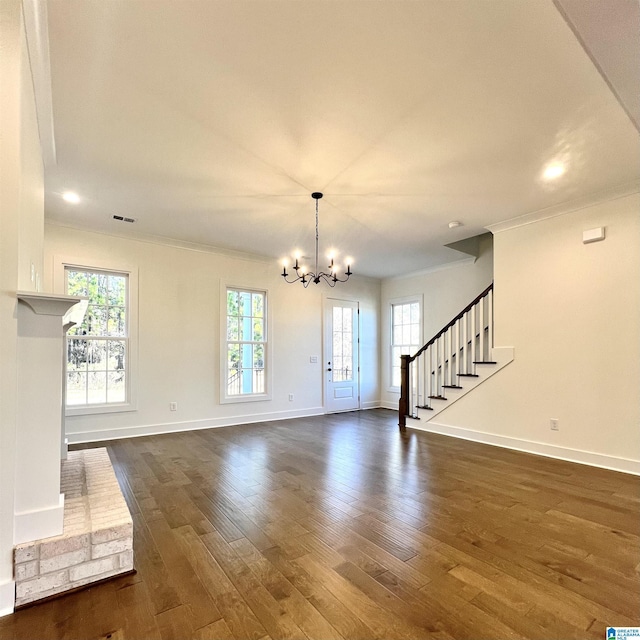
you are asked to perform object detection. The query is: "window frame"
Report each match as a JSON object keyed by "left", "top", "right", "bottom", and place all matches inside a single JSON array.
[
  {"left": 55, "top": 256, "right": 138, "bottom": 416},
  {"left": 220, "top": 282, "right": 271, "bottom": 404},
  {"left": 389, "top": 295, "right": 422, "bottom": 392}
]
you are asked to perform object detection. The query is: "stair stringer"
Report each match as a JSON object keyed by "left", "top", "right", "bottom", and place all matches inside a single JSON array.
[{"left": 408, "top": 347, "right": 514, "bottom": 424}]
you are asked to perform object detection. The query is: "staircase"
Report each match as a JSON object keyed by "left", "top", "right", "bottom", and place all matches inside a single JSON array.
[{"left": 399, "top": 283, "right": 513, "bottom": 429}]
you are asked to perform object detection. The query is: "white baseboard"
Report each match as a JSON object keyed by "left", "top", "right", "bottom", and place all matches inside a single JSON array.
[
  {"left": 14, "top": 493, "right": 65, "bottom": 544},
  {"left": 380, "top": 400, "right": 397, "bottom": 411},
  {"left": 408, "top": 421, "right": 640, "bottom": 476},
  {"left": 67, "top": 407, "right": 326, "bottom": 444},
  {"left": 0, "top": 578, "right": 15, "bottom": 617},
  {"left": 361, "top": 401, "right": 383, "bottom": 410}
]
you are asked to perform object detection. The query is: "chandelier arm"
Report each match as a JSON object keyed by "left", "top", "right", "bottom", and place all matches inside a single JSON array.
[
  {"left": 318, "top": 273, "right": 337, "bottom": 287},
  {"left": 320, "top": 271, "right": 351, "bottom": 283},
  {"left": 281, "top": 271, "right": 307, "bottom": 285}
]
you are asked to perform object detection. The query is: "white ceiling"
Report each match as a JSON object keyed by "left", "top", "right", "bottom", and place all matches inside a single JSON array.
[{"left": 42, "top": 0, "right": 639, "bottom": 279}]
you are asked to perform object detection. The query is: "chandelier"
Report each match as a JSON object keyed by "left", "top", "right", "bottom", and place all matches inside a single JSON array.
[{"left": 280, "top": 192, "right": 353, "bottom": 287}]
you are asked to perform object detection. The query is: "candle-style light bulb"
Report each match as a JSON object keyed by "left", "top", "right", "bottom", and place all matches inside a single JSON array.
[{"left": 345, "top": 257, "right": 353, "bottom": 275}]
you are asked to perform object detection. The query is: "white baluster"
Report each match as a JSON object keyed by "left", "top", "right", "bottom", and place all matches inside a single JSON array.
[
  {"left": 471, "top": 304, "right": 477, "bottom": 370},
  {"left": 462, "top": 312, "right": 468, "bottom": 375},
  {"left": 433, "top": 337, "right": 442, "bottom": 396},
  {"left": 445, "top": 327, "right": 450, "bottom": 386},
  {"left": 430, "top": 345, "right": 434, "bottom": 401},
  {"left": 479, "top": 297, "right": 485, "bottom": 362},
  {"left": 453, "top": 319, "right": 459, "bottom": 385},
  {"left": 423, "top": 347, "right": 428, "bottom": 404},
  {"left": 441, "top": 334, "right": 446, "bottom": 395},
  {"left": 431, "top": 342, "right": 435, "bottom": 398},
  {"left": 415, "top": 356, "right": 420, "bottom": 412},
  {"left": 488, "top": 288, "right": 493, "bottom": 356}
]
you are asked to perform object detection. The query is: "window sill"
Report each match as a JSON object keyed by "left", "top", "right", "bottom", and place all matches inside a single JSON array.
[
  {"left": 66, "top": 402, "right": 137, "bottom": 417},
  {"left": 220, "top": 393, "right": 272, "bottom": 405}
]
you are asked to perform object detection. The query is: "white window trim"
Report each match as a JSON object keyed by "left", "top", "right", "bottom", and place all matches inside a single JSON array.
[
  {"left": 54, "top": 255, "right": 139, "bottom": 416},
  {"left": 220, "top": 281, "right": 272, "bottom": 404},
  {"left": 388, "top": 294, "right": 423, "bottom": 393}
]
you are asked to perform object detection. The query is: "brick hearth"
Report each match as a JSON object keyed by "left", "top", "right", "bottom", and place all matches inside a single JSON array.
[{"left": 14, "top": 448, "right": 134, "bottom": 607}]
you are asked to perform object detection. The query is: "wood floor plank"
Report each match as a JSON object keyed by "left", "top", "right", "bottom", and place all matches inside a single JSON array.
[
  {"left": 261, "top": 545, "right": 379, "bottom": 640},
  {"left": 192, "top": 618, "right": 236, "bottom": 640},
  {"left": 116, "top": 582, "right": 162, "bottom": 640},
  {"left": 434, "top": 528, "right": 637, "bottom": 628},
  {"left": 200, "top": 530, "right": 308, "bottom": 640},
  {"left": 83, "top": 582, "right": 126, "bottom": 640},
  {"left": 131, "top": 514, "right": 182, "bottom": 615},
  {"left": 375, "top": 569, "right": 527, "bottom": 640},
  {"left": 145, "top": 518, "right": 222, "bottom": 630},
  {"left": 246, "top": 553, "right": 346, "bottom": 640},
  {"left": 214, "top": 589, "right": 270, "bottom": 640},
  {"left": 155, "top": 605, "right": 194, "bottom": 640},
  {"left": 298, "top": 514, "right": 431, "bottom": 589},
  {"left": 294, "top": 553, "right": 432, "bottom": 640}
]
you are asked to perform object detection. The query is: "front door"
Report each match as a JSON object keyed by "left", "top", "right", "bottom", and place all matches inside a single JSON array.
[{"left": 324, "top": 298, "right": 359, "bottom": 413}]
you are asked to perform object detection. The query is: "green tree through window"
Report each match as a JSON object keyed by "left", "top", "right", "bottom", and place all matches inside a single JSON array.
[
  {"left": 65, "top": 267, "right": 129, "bottom": 406},
  {"left": 226, "top": 288, "right": 266, "bottom": 396}
]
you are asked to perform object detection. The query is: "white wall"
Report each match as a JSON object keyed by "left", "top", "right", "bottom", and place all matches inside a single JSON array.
[
  {"left": 0, "top": 0, "right": 45, "bottom": 615},
  {"left": 43, "top": 225, "right": 381, "bottom": 442},
  {"left": 430, "top": 194, "right": 640, "bottom": 473},
  {"left": 380, "top": 234, "right": 494, "bottom": 409}
]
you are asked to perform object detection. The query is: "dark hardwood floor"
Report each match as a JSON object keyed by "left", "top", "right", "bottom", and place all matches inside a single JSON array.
[{"left": 1, "top": 409, "right": 638, "bottom": 640}]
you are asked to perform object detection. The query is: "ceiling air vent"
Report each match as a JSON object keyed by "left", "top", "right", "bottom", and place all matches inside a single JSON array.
[{"left": 113, "top": 215, "right": 135, "bottom": 223}]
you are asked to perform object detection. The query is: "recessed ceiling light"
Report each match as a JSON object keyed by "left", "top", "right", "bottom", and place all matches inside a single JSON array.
[
  {"left": 542, "top": 163, "right": 565, "bottom": 181},
  {"left": 448, "top": 221, "right": 463, "bottom": 229},
  {"left": 62, "top": 191, "right": 81, "bottom": 204}
]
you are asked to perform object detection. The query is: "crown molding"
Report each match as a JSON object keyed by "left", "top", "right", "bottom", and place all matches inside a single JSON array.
[
  {"left": 44, "top": 219, "right": 275, "bottom": 264},
  {"left": 384, "top": 256, "right": 476, "bottom": 282},
  {"left": 44, "top": 220, "right": 383, "bottom": 283},
  {"left": 487, "top": 181, "right": 640, "bottom": 234}
]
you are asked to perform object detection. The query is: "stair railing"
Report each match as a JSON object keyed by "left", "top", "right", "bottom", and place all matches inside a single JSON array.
[{"left": 399, "top": 283, "right": 493, "bottom": 428}]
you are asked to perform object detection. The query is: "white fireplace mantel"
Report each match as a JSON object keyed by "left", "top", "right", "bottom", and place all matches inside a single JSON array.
[
  {"left": 14, "top": 291, "right": 86, "bottom": 544},
  {"left": 17, "top": 291, "right": 85, "bottom": 316}
]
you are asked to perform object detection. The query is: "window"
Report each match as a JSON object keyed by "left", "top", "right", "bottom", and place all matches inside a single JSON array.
[
  {"left": 332, "top": 305, "right": 354, "bottom": 382},
  {"left": 391, "top": 300, "right": 420, "bottom": 388},
  {"left": 224, "top": 287, "right": 267, "bottom": 399},
  {"left": 65, "top": 267, "right": 130, "bottom": 407}
]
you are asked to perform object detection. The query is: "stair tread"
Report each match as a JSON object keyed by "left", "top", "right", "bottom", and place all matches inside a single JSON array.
[
  {"left": 457, "top": 374, "right": 479, "bottom": 377},
  {"left": 442, "top": 385, "right": 463, "bottom": 389},
  {"left": 428, "top": 395, "right": 448, "bottom": 400},
  {"left": 416, "top": 405, "right": 433, "bottom": 410},
  {"left": 473, "top": 361, "right": 497, "bottom": 364}
]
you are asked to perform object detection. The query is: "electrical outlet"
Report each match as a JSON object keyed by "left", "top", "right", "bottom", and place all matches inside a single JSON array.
[
  {"left": 169, "top": 402, "right": 177, "bottom": 411},
  {"left": 288, "top": 393, "right": 294, "bottom": 402},
  {"left": 310, "top": 356, "right": 318, "bottom": 363},
  {"left": 550, "top": 418, "right": 559, "bottom": 431}
]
